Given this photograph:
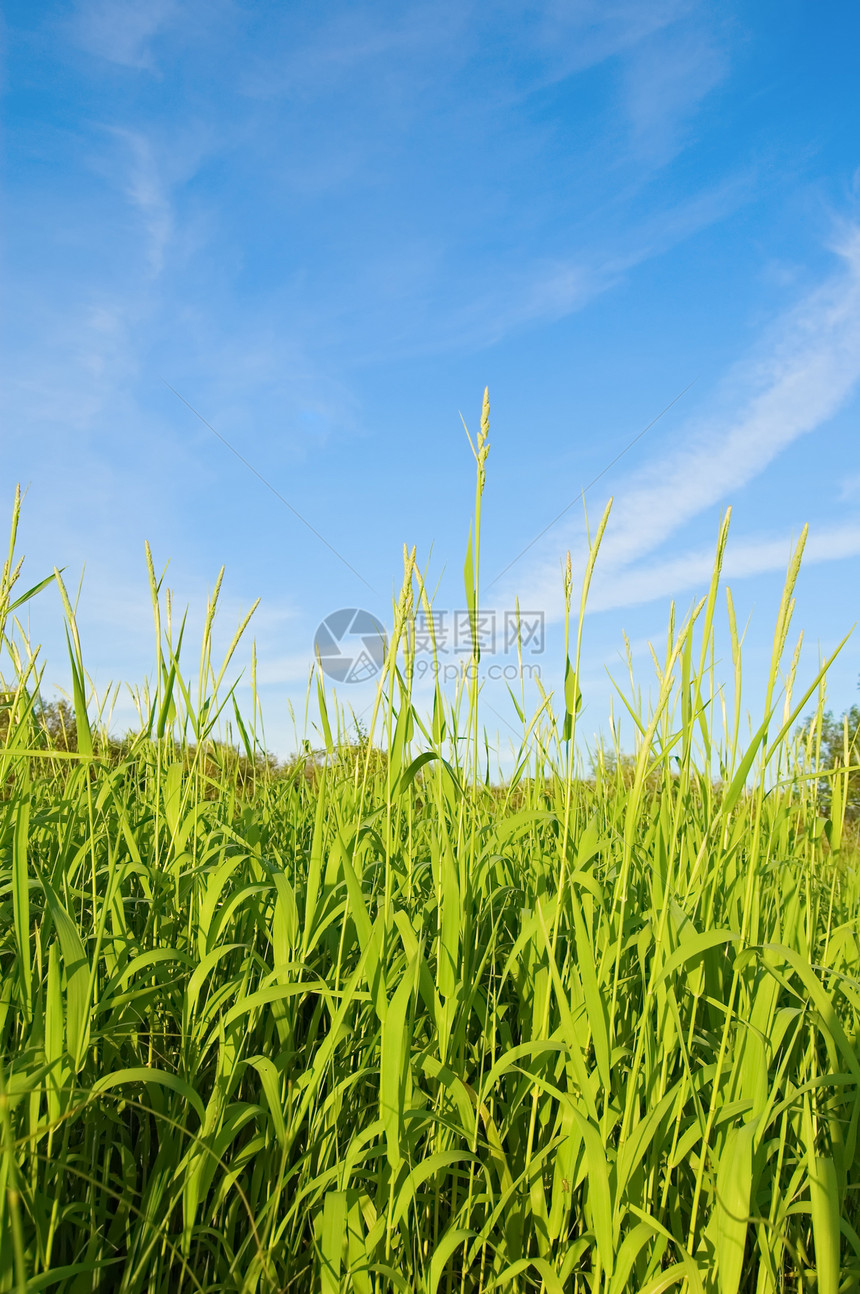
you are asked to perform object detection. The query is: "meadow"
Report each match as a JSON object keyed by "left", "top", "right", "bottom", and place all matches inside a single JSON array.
[{"left": 1, "top": 403, "right": 859, "bottom": 1293}]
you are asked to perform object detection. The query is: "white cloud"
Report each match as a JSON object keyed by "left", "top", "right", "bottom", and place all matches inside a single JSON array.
[
  {"left": 505, "top": 1, "right": 731, "bottom": 169},
  {"left": 103, "top": 128, "right": 174, "bottom": 276},
  {"left": 1, "top": 297, "right": 136, "bottom": 432},
  {"left": 502, "top": 227, "right": 860, "bottom": 617},
  {"left": 253, "top": 652, "right": 318, "bottom": 688},
  {"left": 239, "top": 2, "right": 471, "bottom": 101},
  {"left": 622, "top": 18, "right": 730, "bottom": 164},
  {"left": 588, "top": 520, "right": 860, "bottom": 613},
  {"left": 72, "top": 0, "right": 178, "bottom": 69},
  {"left": 513, "top": 0, "right": 697, "bottom": 80},
  {"left": 600, "top": 228, "right": 860, "bottom": 571},
  {"left": 440, "top": 172, "right": 749, "bottom": 350}
]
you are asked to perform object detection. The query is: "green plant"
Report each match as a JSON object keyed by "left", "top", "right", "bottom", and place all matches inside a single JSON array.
[{"left": 0, "top": 408, "right": 858, "bottom": 1293}]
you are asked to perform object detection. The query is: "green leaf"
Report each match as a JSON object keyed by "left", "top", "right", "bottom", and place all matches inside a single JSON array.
[
  {"left": 381, "top": 956, "right": 415, "bottom": 1168},
  {"left": 396, "top": 749, "right": 462, "bottom": 797},
  {"left": 428, "top": 1228, "right": 475, "bottom": 1294},
  {"left": 91, "top": 1066, "right": 205, "bottom": 1123},
  {"left": 42, "top": 881, "right": 90, "bottom": 1070},
  {"left": 7, "top": 569, "right": 59, "bottom": 613},
  {"left": 809, "top": 1152, "right": 840, "bottom": 1294},
  {"left": 564, "top": 656, "right": 581, "bottom": 719},
  {"left": 653, "top": 929, "right": 740, "bottom": 989},
  {"left": 392, "top": 1150, "right": 477, "bottom": 1228},
  {"left": 715, "top": 1119, "right": 756, "bottom": 1294},
  {"left": 64, "top": 626, "right": 93, "bottom": 758},
  {"left": 12, "top": 789, "right": 31, "bottom": 1017},
  {"left": 570, "top": 1108, "right": 615, "bottom": 1278}
]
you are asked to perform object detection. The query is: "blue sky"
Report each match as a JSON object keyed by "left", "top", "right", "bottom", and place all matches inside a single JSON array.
[{"left": 3, "top": 0, "right": 860, "bottom": 761}]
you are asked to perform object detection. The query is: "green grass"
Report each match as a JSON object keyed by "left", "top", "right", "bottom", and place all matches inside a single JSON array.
[{"left": 1, "top": 399, "right": 859, "bottom": 1293}]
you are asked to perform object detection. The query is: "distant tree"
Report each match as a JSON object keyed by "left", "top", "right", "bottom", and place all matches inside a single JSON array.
[
  {"left": 31, "top": 698, "right": 132, "bottom": 763},
  {"left": 812, "top": 681, "right": 860, "bottom": 823},
  {"left": 0, "top": 695, "right": 77, "bottom": 750},
  {"left": 33, "top": 697, "right": 78, "bottom": 751}
]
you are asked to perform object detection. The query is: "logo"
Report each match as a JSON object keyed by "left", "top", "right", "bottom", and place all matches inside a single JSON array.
[{"left": 314, "top": 608, "right": 388, "bottom": 683}]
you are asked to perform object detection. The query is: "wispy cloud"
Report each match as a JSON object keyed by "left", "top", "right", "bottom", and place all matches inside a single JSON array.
[
  {"left": 72, "top": 0, "right": 178, "bottom": 69},
  {"left": 504, "top": 226, "right": 860, "bottom": 616},
  {"left": 840, "top": 473, "right": 860, "bottom": 502},
  {"left": 1, "top": 296, "right": 136, "bottom": 433},
  {"left": 337, "top": 173, "right": 750, "bottom": 364},
  {"left": 237, "top": 2, "right": 470, "bottom": 101},
  {"left": 588, "top": 520, "right": 860, "bottom": 613},
  {"left": 599, "top": 228, "right": 860, "bottom": 570},
  {"left": 107, "top": 128, "right": 174, "bottom": 275},
  {"left": 437, "top": 171, "right": 750, "bottom": 352},
  {"left": 622, "top": 16, "right": 731, "bottom": 164},
  {"left": 496, "top": 1, "right": 732, "bottom": 170},
  {"left": 506, "top": 0, "right": 698, "bottom": 81},
  {"left": 253, "top": 652, "right": 317, "bottom": 688}
]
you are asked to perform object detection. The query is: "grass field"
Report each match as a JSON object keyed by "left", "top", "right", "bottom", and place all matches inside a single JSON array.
[{"left": 1, "top": 407, "right": 859, "bottom": 1293}]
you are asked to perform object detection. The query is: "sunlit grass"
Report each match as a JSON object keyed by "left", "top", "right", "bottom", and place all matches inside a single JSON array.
[{"left": 1, "top": 397, "right": 859, "bottom": 1294}]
